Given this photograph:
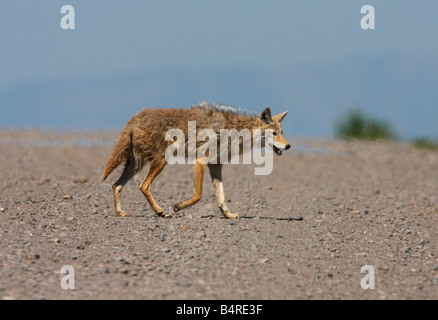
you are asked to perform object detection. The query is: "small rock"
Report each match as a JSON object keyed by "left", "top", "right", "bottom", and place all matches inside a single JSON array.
[
  {"left": 259, "top": 258, "right": 270, "bottom": 264},
  {"left": 162, "top": 248, "right": 171, "bottom": 253},
  {"left": 265, "top": 186, "right": 273, "bottom": 190},
  {"left": 195, "top": 231, "right": 206, "bottom": 238},
  {"left": 0, "top": 207, "right": 5, "bottom": 212},
  {"left": 400, "top": 247, "right": 410, "bottom": 253},
  {"left": 287, "top": 268, "right": 297, "bottom": 274},
  {"left": 378, "top": 265, "right": 390, "bottom": 271},
  {"left": 63, "top": 195, "right": 72, "bottom": 200},
  {"left": 37, "top": 178, "right": 50, "bottom": 185},
  {"left": 73, "top": 177, "right": 88, "bottom": 183}
]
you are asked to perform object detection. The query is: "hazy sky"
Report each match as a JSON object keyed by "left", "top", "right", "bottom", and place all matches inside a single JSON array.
[{"left": 1, "top": 1, "right": 437, "bottom": 138}]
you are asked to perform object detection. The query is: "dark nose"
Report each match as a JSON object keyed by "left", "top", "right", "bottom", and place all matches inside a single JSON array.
[{"left": 285, "top": 144, "right": 291, "bottom": 150}]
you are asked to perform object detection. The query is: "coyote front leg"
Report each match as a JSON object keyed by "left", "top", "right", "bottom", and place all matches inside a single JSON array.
[
  {"left": 173, "top": 159, "right": 206, "bottom": 213},
  {"left": 208, "top": 164, "right": 239, "bottom": 219}
]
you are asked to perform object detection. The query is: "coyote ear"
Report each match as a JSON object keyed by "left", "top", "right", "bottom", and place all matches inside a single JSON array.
[
  {"left": 259, "top": 106, "right": 273, "bottom": 125},
  {"left": 273, "top": 110, "right": 288, "bottom": 123}
]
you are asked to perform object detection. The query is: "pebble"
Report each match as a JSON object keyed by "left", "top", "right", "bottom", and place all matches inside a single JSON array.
[
  {"left": 73, "top": 177, "right": 88, "bottom": 183},
  {"left": 195, "top": 231, "right": 206, "bottom": 238},
  {"left": 287, "top": 268, "right": 297, "bottom": 274},
  {"left": 400, "top": 247, "right": 411, "bottom": 253}
]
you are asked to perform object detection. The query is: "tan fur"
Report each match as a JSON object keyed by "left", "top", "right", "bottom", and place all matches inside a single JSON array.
[
  {"left": 102, "top": 104, "right": 290, "bottom": 218},
  {"left": 101, "top": 118, "right": 135, "bottom": 181}
]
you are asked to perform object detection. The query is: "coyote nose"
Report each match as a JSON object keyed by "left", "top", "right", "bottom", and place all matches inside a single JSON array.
[{"left": 285, "top": 144, "right": 291, "bottom": 150}]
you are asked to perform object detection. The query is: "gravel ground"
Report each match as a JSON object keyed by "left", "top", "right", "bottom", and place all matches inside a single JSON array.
[{"left": 0, "top": 129, "right": 437, "bottom": 300}]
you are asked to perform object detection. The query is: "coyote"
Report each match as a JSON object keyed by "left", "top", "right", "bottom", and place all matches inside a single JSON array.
[{"left": 101, "top": 103, "right": 290, "bottom": 219}]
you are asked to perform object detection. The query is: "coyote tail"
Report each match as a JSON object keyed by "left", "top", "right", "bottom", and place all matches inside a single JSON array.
[{"left": 101, "top": 124, "right": 132, "bottom": 181}]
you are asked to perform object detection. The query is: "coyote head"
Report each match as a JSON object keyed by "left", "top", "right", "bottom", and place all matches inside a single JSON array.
[{"left": 257, "top": 106, "right": 291, "bottom": 155}]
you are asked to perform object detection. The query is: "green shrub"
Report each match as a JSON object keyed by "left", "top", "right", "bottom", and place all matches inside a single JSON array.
[
  {"left": 412, "top": 138, "right": 438, "bottom": 151},
  {"left": 335, "top": 109, "right": 396, "bottom": 140}
]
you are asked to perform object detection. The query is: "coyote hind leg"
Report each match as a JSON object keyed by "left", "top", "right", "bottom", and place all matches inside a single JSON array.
[
  {"left": 139, "top": 158, "right": 167, "bottom": 216},
  {"left": 173, "top": 159, "right": 206, "bottom": 213},
  {"left": 112, "top": 158, "right": 138, "bottom": 217}
]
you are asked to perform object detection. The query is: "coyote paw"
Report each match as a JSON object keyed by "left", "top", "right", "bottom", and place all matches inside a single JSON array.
[
  {"left": 225, "top": 212, "right": 240, "bottom": 219},
  {"left": 116, "top": 210, "right": 127, "bottom": 217},
  {"left": 172, "top": 204, "right": 181, "bottom": 213},
  {"left": 155, "top": 209, "right": 165, "bottom": 217}
]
